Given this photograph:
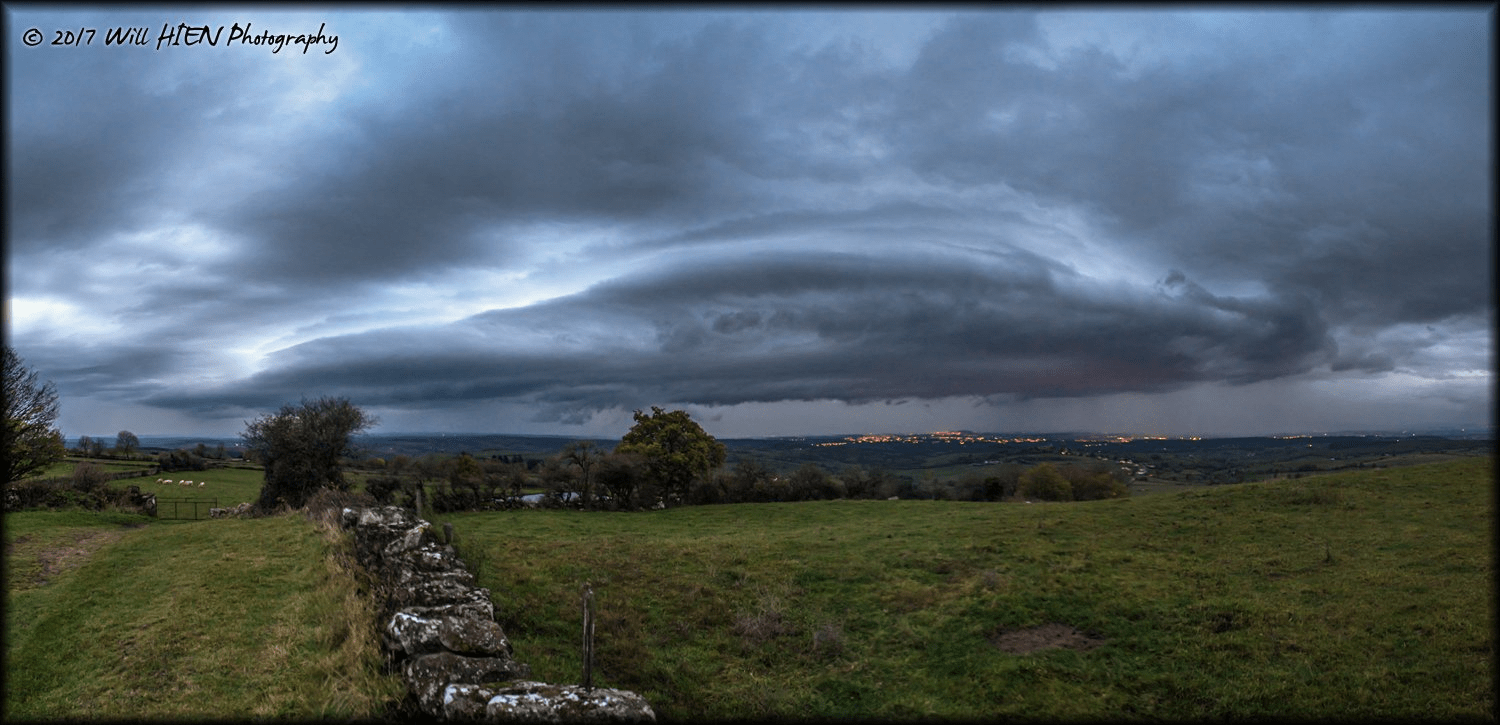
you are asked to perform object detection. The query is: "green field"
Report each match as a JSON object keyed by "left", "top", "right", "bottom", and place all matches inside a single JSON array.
[
  {"left": 26, "top": 457, "right": 159, "bottom": 479},
  {"left": 22, "top": 457, "right": 265, "bottom": 509},
  {"left": 3, "top": 457, "right": 1491, "bottom": 720},
  {"left": 139, "top": 466, "right": 265, "bottom": 507},
  {"left": 443, "top": 457, "right": 1494, "bottom": 721},
  {"left": 3, "top": 509, "right": 402, "bottom": 720}
]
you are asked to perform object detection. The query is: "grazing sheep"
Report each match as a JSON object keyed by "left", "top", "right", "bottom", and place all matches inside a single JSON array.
[{"left": 198, "top": 481, "right": 206, "bottom": 487}]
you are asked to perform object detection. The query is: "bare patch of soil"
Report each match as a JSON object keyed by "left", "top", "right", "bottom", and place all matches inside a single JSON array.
[
  {"left": 26, "top": 529, "right": 134, "bottom": 587},
  {"left": 991, "top": 623, "right": 1105, "bottom": 654}
]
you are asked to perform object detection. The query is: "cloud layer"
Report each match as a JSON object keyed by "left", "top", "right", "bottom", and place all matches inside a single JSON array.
[{"left": 7, "top": 9, "right": 1491, "bottom": 437}]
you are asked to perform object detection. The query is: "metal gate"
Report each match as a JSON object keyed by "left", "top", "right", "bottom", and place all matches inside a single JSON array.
[{"left": 156, "top": 498, "right": 218, "bottom": 520}]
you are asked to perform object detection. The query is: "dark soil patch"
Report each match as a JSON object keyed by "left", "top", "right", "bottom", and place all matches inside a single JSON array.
[
  {"left": 21, "top": 529, "right": 135, "bottom": 588},
  {"left": 991, "top": 623, "right": 1105, "bottom": 654}
]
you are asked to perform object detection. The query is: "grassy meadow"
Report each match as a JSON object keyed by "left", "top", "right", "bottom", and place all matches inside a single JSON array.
[
  {"left": 2, "top": 456, "right": 1491, "bottom": 720},
  {"left": 138, "top": 466, "right": 265, "bottom": 508},
  {"left": 3, "top": 509, "right": 402, "bottom": 720},
  {"left": 443, "top": 457, "right": 1494, "bottom": 721},
  {"left": 22, "top": 457, "right": 265, "bottom": 510}
]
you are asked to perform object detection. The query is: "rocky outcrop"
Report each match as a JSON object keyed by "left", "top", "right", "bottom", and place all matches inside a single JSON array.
[{"left": 340, "top": 506, "right": 654, "bottom": 722}]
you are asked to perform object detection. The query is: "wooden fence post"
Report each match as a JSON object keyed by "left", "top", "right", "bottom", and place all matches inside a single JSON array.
[{"left": 582, "top": 581, "right": 595, "bottom": 691}]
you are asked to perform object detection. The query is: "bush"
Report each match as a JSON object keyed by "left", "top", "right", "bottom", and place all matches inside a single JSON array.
[
  {"left": 2, "top": 475, "right": 154, "bottom": 515},
  {"left": 788, "top": 463, "right": 843, "bottom": 501},
  {"left": 157, "top": 449, "right": 209, "bottom": 472},
  {"left": 363, "top": 476, "right": 404, "bottom": 505},
  {"left": 689, "top": 476, "right": 726, "bottom": 505},
  {"left": 70, "top": 462, "right": 111, "bottom": 493},
  {"left": 1019, "top": 463, "right": 1073, "bottom": 501},
  {"left": 431, "top": 481, "right": 481, "bottom": 513},
  {"left": 1070, "top": 471, "right": 1128, "bottom": 500}
]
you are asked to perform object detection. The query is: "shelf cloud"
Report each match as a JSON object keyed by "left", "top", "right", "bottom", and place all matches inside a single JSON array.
[{"left": 7, "top": 8, "right": 1491, "bottom": 438}]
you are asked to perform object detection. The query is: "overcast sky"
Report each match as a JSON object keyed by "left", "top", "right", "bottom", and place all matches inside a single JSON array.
[{"left": 5, "top": 6, "right": 1493, "bottom": 439}]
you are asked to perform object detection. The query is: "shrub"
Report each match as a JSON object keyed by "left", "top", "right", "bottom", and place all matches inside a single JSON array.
[
  {"left": 1019, "top": 463, "right": 1073, "bottom": 501},
  {"left": 788, "top": 463, "right": 842, "bottom": 501},
  {"left": 70, "top": 462, "right": 111, "bottom": 493},
  {"left": 1069, "top": 471, "right": 1128, "bottom": 501},
  {"left": 363, "top": 476, "right": 404, "bottom": 505},
  {"left": 157, "top": 448, "right": 209, "bottom": 472}
]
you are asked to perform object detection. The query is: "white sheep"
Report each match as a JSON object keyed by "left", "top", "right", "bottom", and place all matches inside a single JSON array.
[{"left": 198, "top": 481, "right": 206, "bottom": 487}]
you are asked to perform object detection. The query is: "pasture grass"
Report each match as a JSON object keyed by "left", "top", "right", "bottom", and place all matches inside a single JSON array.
[
  {"left": 19, "top": 458, "right": 265, "bottom": 508},
  {"left": 444, "top": 457, "right": 1493, "bottom": 721},
  {"left": 26, "top": 457, "right": 158, "bottom": 479},
  {"left": 141, "top": 466, "right": 264, "bottom": 507},
  {"left": 3, "top": 509, "right": 403, "bottom": 720}
]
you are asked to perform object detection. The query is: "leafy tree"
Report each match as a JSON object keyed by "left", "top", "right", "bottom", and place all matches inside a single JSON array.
[
  {"left": 788, "top": 462, "right": 843, "bottom": 501},
  {"left": 983, "top": 465, "right": 1023, "bottom": 501},
  {"left": 116, "top": 430, "right": 140, "bottom": 455},
  {"left": 3, "top": 347, "right": 66, "bottom": 483},
  {"left": 724, "top": 459, "right": 774, "bottom": 502},
  {"left": 615, "top": 407, "right": 726, "bottom": 505},
  {"left": 839, "top": 466, "right": 872, "bottom": 499},
  {"left": 1019, "top": 463, "right": 1073, "bottom": 501},
  {"left": 241, "top": 396, "right": 376, "bottom": 512},
  {"left": 596, "top": 452, "right": 645, "bottom": 509},
  {"left": 1064, "top": 466, "right": 1129, "bottom": 501},
  {"left": 449, "top": 453, "right": 482, "bottom": 486}
]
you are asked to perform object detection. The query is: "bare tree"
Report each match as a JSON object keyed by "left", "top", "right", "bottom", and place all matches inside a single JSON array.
[{"left": 562, "top": 441, "right": 601, "bottom": 508}]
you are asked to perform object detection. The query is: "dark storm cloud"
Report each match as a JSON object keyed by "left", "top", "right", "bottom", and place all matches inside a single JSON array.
[
  {"left": 9, "top": 42, "right": 253, "bottom": 252},
  {"left": 209, "top": 14, "right": 815, "bottom": 285},
  {"left": 882, "top": 12, "right": 1490, "bottom": 329},
  {"left": 145, "top": 249, "right": 1336, "bottom": 422},
  {"left": 8, "top": 8, "right": 1489, "bottom": 435}
]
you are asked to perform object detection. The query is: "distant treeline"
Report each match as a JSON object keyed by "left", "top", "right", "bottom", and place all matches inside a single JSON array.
[{"left": 352, "top": 450, "right": 1128, "bottom": 514}]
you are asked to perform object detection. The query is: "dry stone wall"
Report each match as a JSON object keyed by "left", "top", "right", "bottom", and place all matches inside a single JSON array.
[{"left": 340, "top": 506, "right": 655, "bottom": 722}]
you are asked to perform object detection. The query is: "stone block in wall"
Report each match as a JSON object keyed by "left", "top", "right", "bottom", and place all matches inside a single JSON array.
[
  {"left": 400, "top": 599, "right": 496, "bottom": 624},
  {"left": 405, "top": 542, "right": 470, "bottom": 573},
  {"left": 442, "top": 682, "right": 657, "bottom": 723},
  {"left": 388, "top": 572, "right": 494, "bottom": 610},
  {"left": 438, "top": 615, "right": 513, "bottom": 658},
  {"left": 481, "top": 681, "right": 656, "bottom": 723},
  {"left": 404, "top": 651, "right": 531, "bottom": 715},
  {"left": 386, "top": 611, "right": 513, "bottom": 659}
]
